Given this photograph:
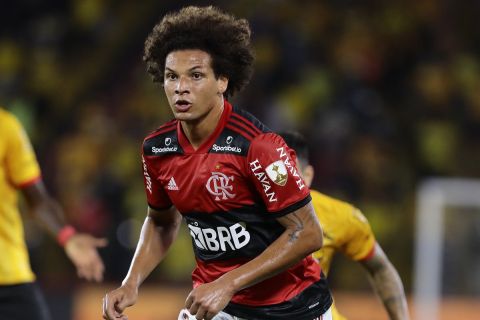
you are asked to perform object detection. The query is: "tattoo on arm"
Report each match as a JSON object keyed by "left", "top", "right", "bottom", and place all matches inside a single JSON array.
[
  {"left": 284, "top": 213, "right": 304, "bottom": 243},
  {"left": 362, "top": 248, "right": 410, "bottom": 320}
]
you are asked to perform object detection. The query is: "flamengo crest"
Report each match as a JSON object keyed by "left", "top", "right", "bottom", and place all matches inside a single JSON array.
[{"left": 206, "top": 172, "right": 236, "bottom": 201}]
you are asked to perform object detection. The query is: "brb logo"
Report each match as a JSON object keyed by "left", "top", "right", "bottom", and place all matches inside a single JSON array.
[
  {"left": 206, "top": 172, "right": 235, "bottom": 201},
  {"left": 188, "top": 222, "right": 250, "bottom": 251}
]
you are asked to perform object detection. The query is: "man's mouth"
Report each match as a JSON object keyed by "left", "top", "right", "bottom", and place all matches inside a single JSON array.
[{"left": 174, "top": 100, "right": 192, "bottom": 112}]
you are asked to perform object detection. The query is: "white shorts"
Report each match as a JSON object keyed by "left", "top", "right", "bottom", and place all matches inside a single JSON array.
[{"left": 178, "top": 307, "right": 332, "bottom": 320}]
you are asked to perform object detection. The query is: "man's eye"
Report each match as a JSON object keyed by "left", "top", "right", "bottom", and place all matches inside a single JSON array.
[
  {"left": 165, "top": 73, "right": 177, "bottom": 80},
  {"left": 192, "top": 73, "right": 202, "bottom": 79}
]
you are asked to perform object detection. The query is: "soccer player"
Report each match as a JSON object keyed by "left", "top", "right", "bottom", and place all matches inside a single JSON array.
[
  {"left": 102, "top": 6, "right": 333, "bottom": 320},
  {"left": 280, "top": 131, "right": 410, "bottom": 320},
  {"left": 0, "top": 107, "right": 107, "bottom": 320}
]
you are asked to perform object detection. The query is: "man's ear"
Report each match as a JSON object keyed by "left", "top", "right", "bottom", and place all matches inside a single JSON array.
[
  {"left": 302, "top": 164, "right": 314, "bottom": 188},
  {"left": 218, "top": 76, "right": 229, "bottom": 94}
]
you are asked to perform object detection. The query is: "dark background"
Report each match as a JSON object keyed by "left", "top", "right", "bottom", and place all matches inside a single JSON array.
[{"left": 2, "top": 0, "right": 480, "bottom": 319}]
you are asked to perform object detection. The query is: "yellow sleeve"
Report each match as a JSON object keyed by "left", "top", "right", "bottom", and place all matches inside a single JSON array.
[
  {"left": 339, "top": 207, "right": 376, "bottom": 261},
  {"left": 4, "top": 113, "right": 41, "bottom": 187}
]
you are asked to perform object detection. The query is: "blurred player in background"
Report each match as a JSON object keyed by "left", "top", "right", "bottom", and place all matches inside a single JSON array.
[
  {"left": 280, "top": 131, "right": 409, "bottom": 320},
  {"left": 103, "top": 6, "right": 333, "bottom": 320},
  {"left": 0, "top": 107, "right": 107, "bottom": 320}
]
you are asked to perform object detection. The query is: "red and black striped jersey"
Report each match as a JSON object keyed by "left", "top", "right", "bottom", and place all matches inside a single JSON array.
[{"left": 141, "top": 101, "right": 332, "bottom": 318}]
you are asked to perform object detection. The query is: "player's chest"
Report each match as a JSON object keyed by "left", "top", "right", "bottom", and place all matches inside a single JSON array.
[{"left": 156, "top": 154, "right": 253, "bottom": 212}]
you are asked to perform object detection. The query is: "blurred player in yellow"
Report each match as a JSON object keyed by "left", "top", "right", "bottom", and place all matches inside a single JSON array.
[
  {"left": 281, "top": 131, "right": 409, "bottom": 320},
  {"left": 0, "top": 107, "right": 107, "bottom": 320}
]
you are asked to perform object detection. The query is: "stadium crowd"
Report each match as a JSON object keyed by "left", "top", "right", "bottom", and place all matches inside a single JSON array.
[{"left": 1, "top": 0, "right": 480, "bottom": 317}]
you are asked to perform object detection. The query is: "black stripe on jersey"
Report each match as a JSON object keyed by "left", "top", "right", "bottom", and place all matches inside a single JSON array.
[
  {"left": 143, "top": 126, "right": 183, "bottom": 156},
  {"left": 144, "top": 120, "right": 177, "bottom": 141},
  {"left": 157, "top": 119, "right": 177, "bottom": 131},
  {"left": 208, "top": 128, "right": 251, "bottom": 156},
  {"left": 184, "top": 203, "right": 285, "bottom": 261},
  {"left": 231, "top": 114, "right": 262, "bottom": 136},
  {"left": 268, "top": 194, "right": 312, "bottom": 218},
  {"left": 225, "top": 123, "right": 255, "bottom": 141},
  {"left": 155, "top": 123, "right": 177, "bottom": 136},
  {"left": 224, "top": 279, "right": 333, "bottom": 320},
  {"left": 232, "top": 106, "right": 271, "bottom": 134},
  {"left": 227, "top": 118, "right": 259, "bottom": 139}
]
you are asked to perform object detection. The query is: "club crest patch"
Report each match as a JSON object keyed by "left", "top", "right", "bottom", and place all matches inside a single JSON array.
[{"left": 266, "top": 160, "right": 288, "bottom": 186}]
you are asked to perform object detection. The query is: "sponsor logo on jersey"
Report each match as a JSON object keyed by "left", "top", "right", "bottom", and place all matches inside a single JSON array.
[
  {"left": 167, "top": 177, "right": 179, "bottom": 190},
  {"left": 165, "top": 137, "right": 172, "bottom": 146},
  {"left": 249, "top": 159, "right": 278, "bottom": 202},
  {"left": 276, "top": 147, "right": 305, "bottom": 190},
  {"left": 206, "top": 172, "right": 236, "bottom": 200},
  {"left": 265, "top": 160, "right": 288, "bottom": 186},
  {"left": 188, "top": 222, "right": 251, "bottom": 251},
  {"left": 212, "top": 144, "right": 242, "bottom": 153},
  {"left": 142, "top": 156, "right": 152, "bottom": 194},
  {"left": 226, "top": 135, "right": 233, "bottom": 144},
  {"left": 152, "top": 146, "right": 178, "bottom": 154}
]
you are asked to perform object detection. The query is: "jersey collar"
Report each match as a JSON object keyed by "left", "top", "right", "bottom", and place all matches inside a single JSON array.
[{"left": 177, "top": 100, "right": 232, "bottom": 154}]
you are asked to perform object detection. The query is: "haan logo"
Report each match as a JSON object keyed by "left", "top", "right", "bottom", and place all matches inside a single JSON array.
[
  {"left": 188, "top": 222, "right": 251, "bottom": 252},
  {"left": 142, "top": 156, "right": 152, "bottom": 194},
  {"left": 167, "top": 177, "right": 179, "bottom": 191}
]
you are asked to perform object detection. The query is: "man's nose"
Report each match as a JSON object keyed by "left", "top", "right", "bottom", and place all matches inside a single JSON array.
[{"left": 175, "top": 76, "right": 190, "bottom": 94}]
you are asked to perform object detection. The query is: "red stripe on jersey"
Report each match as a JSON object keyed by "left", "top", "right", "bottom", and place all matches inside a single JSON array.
[
  {"left": 16, "top": 175, "right": 42, "bottom": 188},
  {"left": 159, "top": 119, "right": 177, "bottom": 128},
  {"left": 228, "top": 118, "right": 260, "bottom": 139},
  {"left": 231, "top": 113, "right": 262, "bottom": 135},
  {"left": 155, "top": 125, "right": 177, "bottom": 135},
  {"left": 145, "top": 121, "right": 177, "bottom": 140},
  {"left": 192, "top": 255, "right": 321, "bottom": 306},
  {"left": 225, "top": 124, "right": 254, "bottom": 141},
  {"left": 359, "top": 242, "right": 377, "bottom": 261}
]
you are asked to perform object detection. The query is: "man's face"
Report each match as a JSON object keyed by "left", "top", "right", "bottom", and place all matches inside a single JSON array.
[{"left": 163, "top": 49, "right": 228, "bottom": 123}]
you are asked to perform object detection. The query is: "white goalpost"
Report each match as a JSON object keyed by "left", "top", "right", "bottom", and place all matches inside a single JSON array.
[{"left": 414, "top": 177, "right": 480, "bottom": 320}]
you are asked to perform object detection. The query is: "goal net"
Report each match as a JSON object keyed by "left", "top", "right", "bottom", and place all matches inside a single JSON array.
[{"left": 414, "top": 178, "right": 480, "bottom": 319}]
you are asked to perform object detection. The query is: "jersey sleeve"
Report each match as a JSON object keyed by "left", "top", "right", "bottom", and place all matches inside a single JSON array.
[
  {"left": 4, "top": 114, "right": 41, "bottom": 187},
  {"left": 246, "top": 132, "right": 311, "bottom": 216},
  {"left": 340, "top": 207, "right": 376, "bottom": 261},
  {"left": 141, "top": 154, "right": 172, "bottom": 210}
]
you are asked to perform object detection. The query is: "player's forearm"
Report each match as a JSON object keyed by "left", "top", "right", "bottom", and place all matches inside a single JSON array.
[
  {"left": 29, "top": 196, "right": 67, "bottom": 235},
  {"left": 369, "top": 263, "right": 409, "bottom": 320},
  {"left": 220, "top": 209, "right": 322, "bottom": 293},
  {"left": 363, "top": 245, "right": 409, "bottom": 320},
  {"left": 122, "top": 216, "right": 180, "bottom": 288}
]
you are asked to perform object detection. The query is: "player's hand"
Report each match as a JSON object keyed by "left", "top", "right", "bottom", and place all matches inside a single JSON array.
[
  {"left": 185, "top": 279, "right": 235, "bottom": 320},
  {"left": 102, "top": 284, "right": 138, "bottom": 320},
  {"left": 64, "top": 233, "right": 107, "bottom": 282}
]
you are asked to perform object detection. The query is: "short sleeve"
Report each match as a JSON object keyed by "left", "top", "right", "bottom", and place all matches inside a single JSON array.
[
  {"left": 141, "top": 154, "right": 172, "bottom": 210},
  {"left": 247, "top": 132, "right": 311, "bottom": 216},
  {"left": 4, "top": 114, "right": 41, "bottom": 187},
  {"left": 340, "top": 208, "right": 376, "bottom": 261}
]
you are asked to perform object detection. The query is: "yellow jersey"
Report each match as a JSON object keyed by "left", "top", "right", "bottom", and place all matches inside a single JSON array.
[
  {"left": 311, "top": 189, "right": 376, "bottom": 320},
  {"left": 0, "top": 108, "right": 40, "bottom": 285}
]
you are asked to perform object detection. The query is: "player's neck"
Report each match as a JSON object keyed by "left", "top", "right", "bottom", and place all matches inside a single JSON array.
[{"left": 181, "top": 99, "right": 224, "bottom": 149}]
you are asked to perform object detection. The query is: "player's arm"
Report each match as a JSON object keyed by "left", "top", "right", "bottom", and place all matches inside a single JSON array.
[
  {"left": 103, "top": 205, "right": 182, "bottom": 320},
  {"left": 7, "top": 112, "right": 107, "bottom": 283},
  {"left": 360, "top": 243, "right": 410, "bottom": 320},
  {"left": 185, "top": 201, "right": 323, "bottom": 320},
  {"left": 22, "top": 180, "right": 107, "bottom": 282}
]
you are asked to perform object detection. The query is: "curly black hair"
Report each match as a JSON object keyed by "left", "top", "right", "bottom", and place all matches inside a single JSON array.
[{"left": 143, "top": 6, "right": 255, "bottom": 98}]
